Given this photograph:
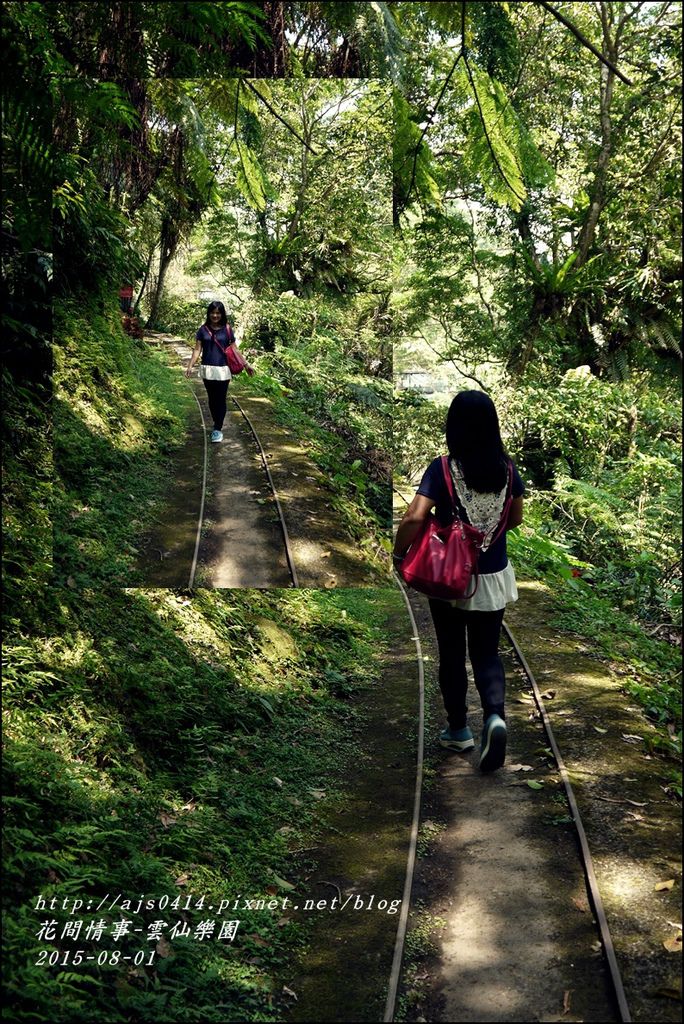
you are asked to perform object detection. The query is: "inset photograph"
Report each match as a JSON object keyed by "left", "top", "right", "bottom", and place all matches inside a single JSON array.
[{"left": 53, "top": 79, "right": 392, "bottom": 589}]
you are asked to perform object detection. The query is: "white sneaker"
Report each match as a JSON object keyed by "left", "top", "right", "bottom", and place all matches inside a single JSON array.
[{"left": 210, "top": 430, "right": 223, "bottom": 442}]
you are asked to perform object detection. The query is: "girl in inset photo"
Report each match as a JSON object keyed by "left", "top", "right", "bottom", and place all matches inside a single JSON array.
[{"left": 186, "top": 301, "right": 254, "bottom": 442}]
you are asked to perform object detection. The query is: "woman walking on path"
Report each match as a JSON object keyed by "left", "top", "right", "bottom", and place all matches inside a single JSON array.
[
  {"left": 186, "top": 301, "right": 254, "bottom": 442},
  {"left": 393, "top": 391, "right": 524, "bottom": 772}
]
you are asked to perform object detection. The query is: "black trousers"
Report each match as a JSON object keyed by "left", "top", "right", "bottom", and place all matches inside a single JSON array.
[
  {"left": 203, "top": 379, "right": 229, "bottom": 430},
  {"left": 428, "top": 600, "right": 506, "bottom": 729}
]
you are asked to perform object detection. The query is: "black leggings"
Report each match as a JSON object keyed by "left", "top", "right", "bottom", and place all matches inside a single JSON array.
[
  {"left": 428, "top": 600, "right": 506, "bottom": 729},
  {"left": 203, "top": 379, "right": 229, "bottom": 430}
]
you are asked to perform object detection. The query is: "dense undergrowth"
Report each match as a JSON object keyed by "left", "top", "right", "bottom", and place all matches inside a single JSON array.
[
  {"left": 53, "top": 303, "right": 194, "bottom": 588},
  {"left": 3, "top": 586, "right": 392, "bottom": 1022},
  {"left": 245, "top": 349, "right": 391, "bottom": 556}
]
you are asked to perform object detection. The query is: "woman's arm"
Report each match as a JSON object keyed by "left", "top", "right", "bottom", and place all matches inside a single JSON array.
[
  {"left": 185, "top": 341, "right": 202, "bottom": 377},
  {"left": 507, "top": 496, "right": 523, "bottom": 530},
  {"left": 233, "top": 340, "right": 255, "bottom": 376},
  {"left": 393, "top": 494, "right": 435, "bottom": 563}
]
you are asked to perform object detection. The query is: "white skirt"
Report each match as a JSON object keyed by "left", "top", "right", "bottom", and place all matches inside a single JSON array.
[
  {"left": 447, "top": 561, "right": 518, "bottom": 612},
  {"left": 200, "top": 364, "right": 231, "bottom": 381}
]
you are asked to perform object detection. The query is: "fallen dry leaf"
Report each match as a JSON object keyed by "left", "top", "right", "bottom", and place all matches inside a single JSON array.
[
  {"left": 506, "top": 764, "right": 534, "bottom": 772},
  {"left": 563, "top": 989, "right": 572, "bottom": 1014},
  {"left": 156, "top": 937, "right": 172, "bottom": 958},
  {"left": 572, "top": 895, "right": 589, "bottom": 913},
  {"left": 541, "top": 690, "right": 556, "bottom": 700},
  {"left": 283, "top": 986, "right": 298, "bottom": 1000},
  {"left": 663, "top": 932, "right": 682, "bottom": 954},
  {"left": 159, "top": 812, "right": 177, "bottom": 829},
  {"left": 174, "top": 873, "right": 189, "bottom": 886},
  {"left": 655, "top": 879, "right": 676, "bottom": 892}
]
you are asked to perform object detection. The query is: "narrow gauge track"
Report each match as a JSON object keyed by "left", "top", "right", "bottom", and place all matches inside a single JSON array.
[
  {"left": 385, "top": 573, "right": 632, "bottom": 1023},
  {"left": 166, "top": 336, "right": 298, "bottom": 589}
]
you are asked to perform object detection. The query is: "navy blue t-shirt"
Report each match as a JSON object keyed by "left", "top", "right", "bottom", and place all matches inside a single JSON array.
[
  {"left": 417, "top": 456, "right": 525, "bottom": 575},
  {"left": 195, "top": 324, "right": 235, "bottom": 367}
]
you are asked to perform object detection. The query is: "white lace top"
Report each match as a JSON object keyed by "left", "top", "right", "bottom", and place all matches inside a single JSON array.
[
  {"left": 449, "top": 459, "right": 508, "bottom": 551},
  {"left": 447, "top": 458, "right": 518, "bottom": 612}
]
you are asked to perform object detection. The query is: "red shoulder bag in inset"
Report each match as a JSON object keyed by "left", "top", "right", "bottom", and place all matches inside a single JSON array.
[{"left": 399, "top": 457, "right": 513, "bottom": 600}]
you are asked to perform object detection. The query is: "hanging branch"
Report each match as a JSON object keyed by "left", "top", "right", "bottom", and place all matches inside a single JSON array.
[
  {"left": 417, "top": 327, "right": 488, "bottom": 391},
  {"left": 536, "top": 0, "right": 634, "bottom": 85},
  {"left": 403, "top": 3, "right": 467, "bottom": 211},
  {"left": 233, "top": 79, "right": 250, "bottom": 200},
  {"left": 242, "top": 79, "right": 318, "bottom": 154}
]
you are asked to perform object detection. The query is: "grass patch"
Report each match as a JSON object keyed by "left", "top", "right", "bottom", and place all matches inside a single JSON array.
[
  {"left": 53, "top": 305, "right": 194, "bottom": 587},
  {"left": 508, "top": 527, "right": 682, "bottom": 793},
  {"left": 3, "top": 588, "right": 389, "bottom": 1022},
  {"left": 247, "top": 349, "right": 391, "bottom": 568}
]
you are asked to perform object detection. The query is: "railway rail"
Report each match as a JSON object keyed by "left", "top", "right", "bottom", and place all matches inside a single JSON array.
[
  {"left": 385, "top": 572, "right": 632, "bottom": 1022},
  {"left": 173, "top": 341, "right": 298, "bottom": 589}
]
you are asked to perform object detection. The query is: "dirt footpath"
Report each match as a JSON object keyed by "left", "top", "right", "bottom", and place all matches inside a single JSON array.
[
  {"left": 231, "top": 387, "right": 389, "bottom": 588},
  {"left": 506, "top": 583, "right": 682, "bottom": 1023},
  {"left": 285, "top": 589, "right": 420, "bottom": 1022},
  {"left": 402, "top": 588, "right": 616, "bottom": 1023},
  {"left": 135, "top": 336, "right": 289, "bottom": 588},
  {"left": 399, "top": 582, "right": 681, "bottom": 1023}
]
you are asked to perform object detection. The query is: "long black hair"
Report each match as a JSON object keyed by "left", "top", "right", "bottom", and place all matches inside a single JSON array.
[
  {"left": 445, "top": 390, "right": 508, "bottom": 493},
  {"left": 204, "top": 301, "right": 228, "bottom": 327}
]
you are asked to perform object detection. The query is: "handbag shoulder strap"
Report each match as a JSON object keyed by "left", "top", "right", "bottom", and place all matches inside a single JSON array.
[
  {"left": 440, "top": 456, "right": 461, "bottom": 520},
  {"left": 203, "top": 323, "right": 235, "bottom": 356}
]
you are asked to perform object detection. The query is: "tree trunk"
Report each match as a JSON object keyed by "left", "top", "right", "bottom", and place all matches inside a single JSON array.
[
  {"left": 575, "top": 5, "right": 618, "bottom": 269},
  {"left": 134, "top": 244, "right": 157, "bottom": 314},
  {"left": 145, "top": 217, "right": 180, "bottom": 327}
]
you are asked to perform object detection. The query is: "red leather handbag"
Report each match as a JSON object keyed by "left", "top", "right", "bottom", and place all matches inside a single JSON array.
[{"left": 399, "top": 457, "right": 513, "bottom": 600}]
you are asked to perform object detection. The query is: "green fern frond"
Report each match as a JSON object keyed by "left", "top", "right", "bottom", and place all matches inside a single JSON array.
[
  {"left": 462, "top": 66, "right": 553, "bottom": 211},
  {"left": 607, "top": 348, "right": 629, "bottom": 382},
  {"left": 201, "top": 79, "right": 240, "bottom": 123},
  {"left": 232, "top": 138, "right": 269, "bottom": 212},
  {"left": 393, "top": 90, "right": 442, "bottom": 217},
  {"left": 650, "top": 320, "right": 682, "bottom": 358}
]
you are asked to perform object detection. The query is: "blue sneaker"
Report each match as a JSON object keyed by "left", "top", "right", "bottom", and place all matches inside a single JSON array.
[
  {"left": 210, "top": 429, "right": 223, "bottom": 443},
  {"left": 479, "top": 715, "right": 507, "bottom": 772},
  {"left": 439, "top": 726, "right": 475, "bottom": 751}
]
